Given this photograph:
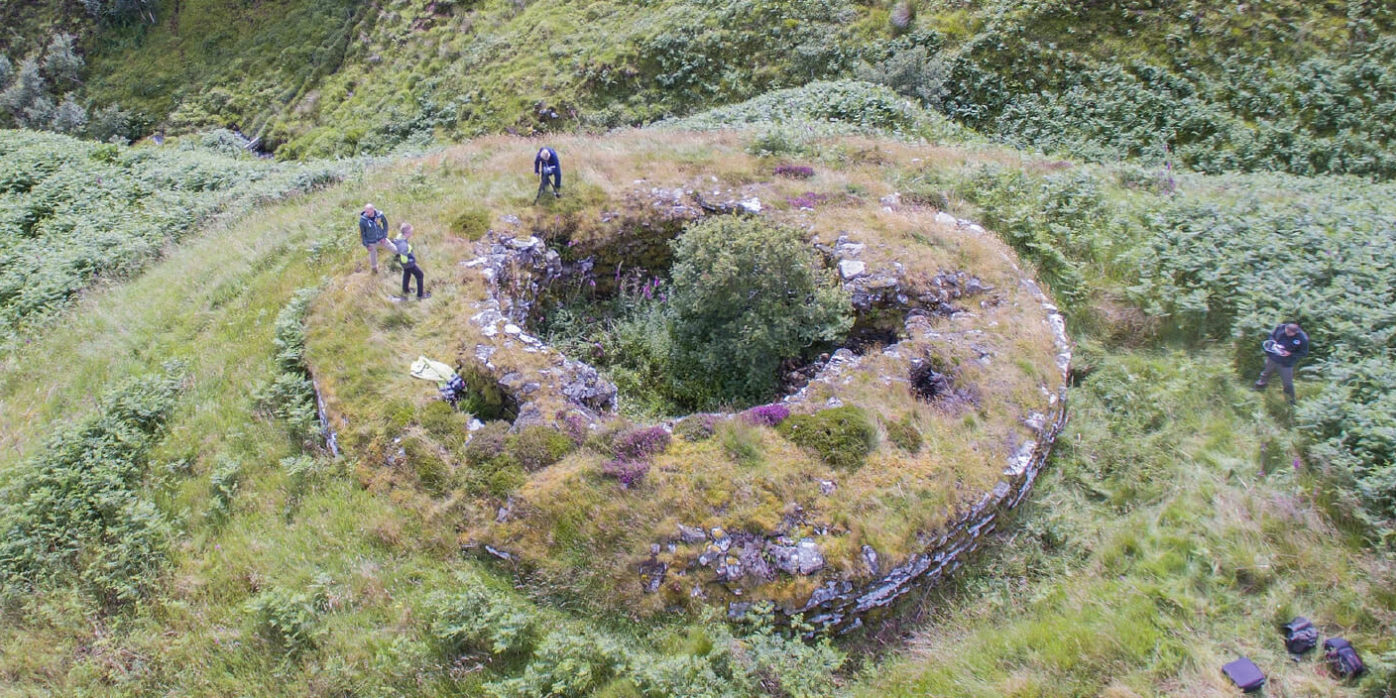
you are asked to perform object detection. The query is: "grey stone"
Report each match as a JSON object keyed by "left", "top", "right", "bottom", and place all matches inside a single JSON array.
[
  {"left": 677, "top": 524, "right": 707, "bottom": 544},
  {"left": 727, "top": 602, "right": 751, "bottom": 620},
  {"left": 639, "top": 559, "right": 667, "bottom": 593},
  {"left": 795, "top": 538, "right": 824, "bottom": 575},
  {"left": 861, "top": 544, "right": 880, "bottom": 575},
  {"left": 710, "top": 527, "right": 731, "bottom": 551},
  {"left": 838, "top": 259, "right": 867, "bottom": 280}
]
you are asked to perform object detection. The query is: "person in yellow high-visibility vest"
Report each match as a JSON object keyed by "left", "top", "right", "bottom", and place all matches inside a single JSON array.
[{"left": 392, "top": 223, "right": 430, "bottom": 300}]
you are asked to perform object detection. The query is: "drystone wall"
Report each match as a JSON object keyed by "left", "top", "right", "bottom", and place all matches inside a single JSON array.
[{"left": 458, "top": 188, "right": 1070, "bottom": 631}]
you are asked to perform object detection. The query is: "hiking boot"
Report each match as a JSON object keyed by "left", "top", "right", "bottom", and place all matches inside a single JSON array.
[
  {"left": 554, "top": 191, "right": 562, "bottom": 198},
  {"left": 1252, "top": 381, "right": 1266, "bottom": 391},
  {"left": 417, "top": 292, "right": 432, "bottom": 300}
]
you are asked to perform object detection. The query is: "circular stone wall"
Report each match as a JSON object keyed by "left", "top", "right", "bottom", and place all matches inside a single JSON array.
[{"left": 307, "top": 134, "right": 1070, "bottom": 630}]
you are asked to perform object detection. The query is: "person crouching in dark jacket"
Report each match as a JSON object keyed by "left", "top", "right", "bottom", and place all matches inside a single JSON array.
[
  {"left": 1254, "top": 322, "right": 1310, "bottom": 404},
  {"left": 534, "top": 146, "right": 561, "bottom": 201}
]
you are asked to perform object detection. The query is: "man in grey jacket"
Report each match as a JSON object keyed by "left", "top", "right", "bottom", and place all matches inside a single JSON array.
[{"left": 359, "top": 203, "right": 396, "bottom": 273}]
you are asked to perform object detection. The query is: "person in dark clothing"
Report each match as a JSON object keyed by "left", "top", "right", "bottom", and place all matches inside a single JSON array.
[
  {"left": 533, "top": 146, "right": 562, "bottom": 202},
  {"left": 358, "top": 203, "right": 396, "bottom": 273},
  {"left": 393, "top": 223, "right": 430, "bottom": 300},
  {"left": 1254, "top": 322, "right": 1310, "bottom": 403}
]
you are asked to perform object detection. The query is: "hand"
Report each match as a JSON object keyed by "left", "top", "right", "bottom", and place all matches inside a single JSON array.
[{"left": 1277, "top": 348, "right": 1290, "bottom": 356}]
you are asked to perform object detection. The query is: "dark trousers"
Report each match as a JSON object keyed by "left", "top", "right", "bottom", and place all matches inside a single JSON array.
[
  {"left": 1255, "top": 357, "right": 1296, "bottom": 400},
  {"left": 402, "top": 263, "right": 424, "bottom": 298},
  {"left": 537, "top": 167, "right": 560, "bottom": 196}
]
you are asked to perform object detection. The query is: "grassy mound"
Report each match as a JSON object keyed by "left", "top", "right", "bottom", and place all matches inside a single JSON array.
[{"left": 303, "top": 130, "right": 1064, "bottom": 616}]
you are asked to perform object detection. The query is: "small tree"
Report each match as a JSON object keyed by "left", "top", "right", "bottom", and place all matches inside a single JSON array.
[
  {"left": 81, "top": 0, "right": 158, "bottom": 24},
  {"left": 42, "top": 34, "right": 84, "bottom": 87},
  {"left": 89, "top": 104, "right": 132, "bottom": 142},
  {"left": 0, "top": 58, "right": 46, "bottom": 125},
  {"left": 667, "top": 216, "right": 851, "bottom": 407},
  {"left": 20, "top": 94, "right": 56, "bottom": 129},
  {"left": 0, "top": 55, "right": 13, "bottom": 89},
  {"left": 52, "top": 93, "right": 88, "bottom": 134}
]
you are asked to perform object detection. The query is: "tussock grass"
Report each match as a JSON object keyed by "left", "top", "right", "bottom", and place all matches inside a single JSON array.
[{"left": 859, "top": 348, "right": 1396, "bottom": 696}]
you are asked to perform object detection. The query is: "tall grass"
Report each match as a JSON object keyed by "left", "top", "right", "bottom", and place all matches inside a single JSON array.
[{"left": 861, "top": 347, "right": 1396, "bottom": 695}]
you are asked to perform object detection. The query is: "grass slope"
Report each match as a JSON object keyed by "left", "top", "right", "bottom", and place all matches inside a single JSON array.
[
  {"left": 0, "top": 118, "right": 1393, "bottom": 694},
  {"left": 860, "top": 345, "right": 1396, "bottom": 696},
  {"left": 0, "top": 129, "right": 343, "bottom": 344},
  {"left": 7, "top": 0, "right": 1392, "bottom": 178}
]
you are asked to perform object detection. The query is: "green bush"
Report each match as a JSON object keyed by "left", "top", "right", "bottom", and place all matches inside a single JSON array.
[
  {"left": 0, "top": 370, "right": 180, "bottom": 608},
  {"left": 419, "top": 400, "right": 468, "bottom": 450},
  {"left": 207, "top": 455, "right": 244, "bottom": 521},
  {"left": 668, "top": 216, "right": 852, "bottom": 409},
  {"left": 430, "top": 576, "right": 539, "bottom": 659},
  {"left": 404, "top": 437, "right": 451, "bottom": 496},
  {"left": 252, "top": 289, "right": 320, "bottom": 444},
  {"left": 448, "top": 205, "right": 491, "bottom": 241},
  {"left": 489, "top": 627, "right": 630, "bottom": 698},
  {"left": 506, "top": 425, "right": 575, "bottom": 472},
  {"left": 246, "top": 586, "right": 325, "bottom": 657},
  {"left": 462, "top": 420, "right": 512, "bottom": 467},
  {"left": 486, "top": 465, "right": 527, "bottom": 499},
  {"left": 884, "top": 413, "right": 922, "bottom": 453},
  {"left": 778, "top": 406, "right": 877, "bottom": 471}
]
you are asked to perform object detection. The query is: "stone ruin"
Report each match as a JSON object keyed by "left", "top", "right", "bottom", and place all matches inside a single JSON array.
[{"left": 454, "top": 185, "right": 1071, "bottom": 632}]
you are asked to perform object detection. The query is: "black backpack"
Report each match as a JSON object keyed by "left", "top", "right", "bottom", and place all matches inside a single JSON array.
[
  {"left": 1282, "top": 617, "right": 1319, "bottom": 655},
  {"left": 1324, "top": 637, "right": 1365, "bottom": 679}
]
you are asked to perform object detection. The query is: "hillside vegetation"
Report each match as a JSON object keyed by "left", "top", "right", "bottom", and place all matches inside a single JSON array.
[
  {"left": 0, "top": 129, "right": 344, "bottom": 342},
  {"left": 0, "top": 111, "right": 1392, "bottom": 693},
  {"left": 0, "top": 0, "right": 1394, "bottom": 695},
  {"left": 1, "top": 0, "right": 1392, "bottom": 177}
]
